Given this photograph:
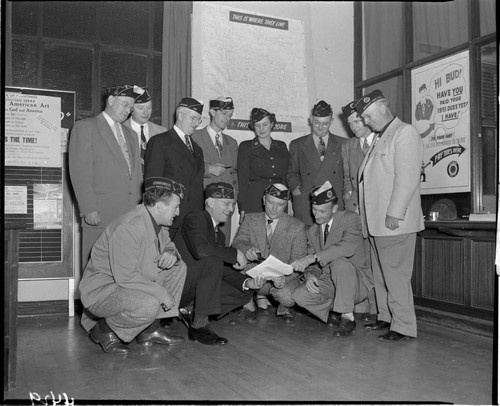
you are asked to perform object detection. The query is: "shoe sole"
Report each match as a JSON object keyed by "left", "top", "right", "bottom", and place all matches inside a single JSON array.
[
  {"left": 188, "top": 335, "right": 227, "bottom": 345},
  {"left": 137, "top": 339, "right": 185, "bottom": 346}
]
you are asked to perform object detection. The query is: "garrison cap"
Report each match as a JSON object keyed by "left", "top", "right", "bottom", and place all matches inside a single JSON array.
[
  {"left": 354, "top": 89, "right": 385, "bottom": 114},
  {"left": 178, "top": 97, "right": 204, "bottom": 115},
  {"left": 264, "top": 183, "right": 291, "bottom": 201},
  {"left": 106, "top": 84, "right": 144, "bottom": 99},
  {"left": 209, "top": 97, "right": 234, "bottom": 110},
  {"left": 312, "top": 100, "right": 333, "bottom": 117},
  {"left": 206, "top": 182, "right": 235, "bottom": 199},
  {"left": 311, "top": 181, "right": 338, "bottom": 205},
  {"left": 134, "top": 87, "right": 152, "bottom": 104},
  {"left": 250, "top": 107, "right": 273, "bottom": 123},
  {"left": 341, "top": 100, "right": 358, "bottom": 118},
  {"left": 144, "top": 176, "right": 185, "bottom": 199},
  {"left": 419, "top": 83, "right": 427, "bottom": 92}
]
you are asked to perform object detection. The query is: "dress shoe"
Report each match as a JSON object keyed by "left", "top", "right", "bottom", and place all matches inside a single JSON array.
[
  {"left": 188, "top": 326, "right": 228, "bottom": 345},
  {"left": 333, "top": 318, "right": 356, "bottom": 337},
  {"left": 281, "top": 308, "right": 297, "bottom": 323},
  {"left": 327, "top": 312, "right": 341, "bottom": 327},
  {"left": 89, "top": 324, "right": 129, "bottom": 354},
  {"left": 364, "top": 320, "right": 391, "bottom": 331},
  {"left": 228, "top": 308, "right": 257, "bottom": 326},
  {"left": 377, "top": 330, "right": 412, "bottom": 342},
  {"left": 178, "top": 307, "right": 194, "bottom": 328},
  {"left": 354, "top": 312, "right": 374, "bottom": 322},
  {"left": 136, "top": 327, "right": 185, "bottom": 346}
]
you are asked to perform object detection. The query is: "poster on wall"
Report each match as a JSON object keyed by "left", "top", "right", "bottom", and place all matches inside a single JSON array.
[
  {"left": 197, "top": 3, "right": 309, "bottom": 137},
  {"left": 33, "top": 183, "right": 63, "bottom": 230},
  {"left": 4, "top": 185, "right": 28, "bottom": 214},
  {"left": 411, "top": 50, "right": 470, "bottom": 194},
  {"left": 5, "top": 91, "right": 62, "bottom": 167}
]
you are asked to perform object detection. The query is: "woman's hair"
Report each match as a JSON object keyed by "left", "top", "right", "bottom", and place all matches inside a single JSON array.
[{"left": 248, "top": 107, "right": 276, "bottom": 131}]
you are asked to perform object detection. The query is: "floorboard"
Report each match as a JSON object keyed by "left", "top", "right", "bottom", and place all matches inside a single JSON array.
[{"left": 3, "top": 309, "right": 495, "bottom": 404}]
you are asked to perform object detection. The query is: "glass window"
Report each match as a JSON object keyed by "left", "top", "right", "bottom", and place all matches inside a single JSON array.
[
  {"left": 362, "top": 2, "right": 403, "bottom": 79},
  {"left": 413, "top": 1, "right": 468, "bottom": 61},
  {"left": 480, "top": 0, "right": 496, "bottom": 36},
  {"left": 363, "top": 76, "right": 404, "bottom": 120}
]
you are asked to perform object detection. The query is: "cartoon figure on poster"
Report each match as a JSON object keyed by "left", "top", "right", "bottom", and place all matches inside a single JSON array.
[{"left": 412, "top": 51, "right": 470, "bottom": 194}]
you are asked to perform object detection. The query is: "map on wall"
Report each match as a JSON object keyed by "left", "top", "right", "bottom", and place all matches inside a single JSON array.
[{"left": 199, "top": 3, "right": 309, "bottom": 133}]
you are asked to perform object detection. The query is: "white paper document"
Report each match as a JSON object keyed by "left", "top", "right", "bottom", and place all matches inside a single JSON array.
[{"left": 246, "top": 255, "right": 293, "bottom": 278}]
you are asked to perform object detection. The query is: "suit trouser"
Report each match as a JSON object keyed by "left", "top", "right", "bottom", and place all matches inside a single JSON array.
[
  {"left": 257, "top": 272, "right": 302, "bottom": 308},
  {"left": 370, "top": 233, "right": 417, "bottom": 337},
  {"left": 81, "top": 227, "right": 105, "bottom": 271},
  {"left": 354, "top": 238, "right": 377, "bottom": 314},
  {"left": 218, "top": 266, "right": 254, "bottom": 318},
  {"left": 292, "top": 258, "right": 369, "bottom": 323},
  {"left": 82, "top": 265, "right": 186, "bottom": 342}
]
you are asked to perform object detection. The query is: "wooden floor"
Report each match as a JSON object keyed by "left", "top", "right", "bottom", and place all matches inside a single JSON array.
[{"left": 3, "top": 308, "right": 495, "bottom": 404}]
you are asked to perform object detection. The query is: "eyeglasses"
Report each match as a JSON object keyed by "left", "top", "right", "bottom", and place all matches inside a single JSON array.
[
  {"left": 312, "top": 120, "right": 331, "bottom": 128},
  {"left": 185, "top": 114, "right": 202, "bottom": 124}
]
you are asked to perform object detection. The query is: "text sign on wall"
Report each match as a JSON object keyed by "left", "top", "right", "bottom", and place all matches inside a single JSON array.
[
  {"left": 412, "top": 50, "right": 470, "bottom": 194},
  {"left": 229, "top": 11, "right": 289, "bottom": 30},
  {"left": 227, "top": 119, "right": 292, "bottom": 133}
]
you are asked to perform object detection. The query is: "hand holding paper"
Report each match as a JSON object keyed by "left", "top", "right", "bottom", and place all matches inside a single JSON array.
[{"left": 246, "top": 255, "right": 293, "bottom": 279}]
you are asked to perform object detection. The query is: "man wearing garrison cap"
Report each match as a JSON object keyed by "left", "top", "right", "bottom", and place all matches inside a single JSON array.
[
  {"left": 192, "top": 97, "right": 239, "bottom": 244},
  {"left": 69, "top": 84, "right": 144, "bottom": 270},
  {"left": 232, "top": 183, "right": 307, "bottom": 322},
  {"left": 174, "top": 182, "right": 267, "bottom": 335},
  {"left": 291, "top": 181, "right": 373, "bottom": 337},
  {"left": 144, "top": 97, "right": 206, "bottom": 239},
  {"left": 79, "top": 177, "right": 188, "bottom": 354},
  {"left": 286, "top": 100, "right": 345, "bottom": 226},
  {"left": 123, "top": 87, "right": 167, "bottom": 174},
  {"left": 355, "top": 89, "right": 424, "bottom": 342}
]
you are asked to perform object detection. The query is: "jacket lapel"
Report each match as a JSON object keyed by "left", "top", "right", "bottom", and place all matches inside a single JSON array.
[{"left": 97, "top": 114, "right": 129, "bottom": 172}]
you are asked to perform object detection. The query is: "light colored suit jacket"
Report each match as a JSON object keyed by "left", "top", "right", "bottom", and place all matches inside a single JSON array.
[
  {"left": 286, "top": 132, "right": 345, "bottom": 225},
  {"left": 232, "top": 212, "right": 307, "bottom": 269},
  {"left": 68, "top": 112, "right": 142, "bottom": 229},
  {"left": 306, "top": 210, "right": 373, "bottom": 290},
  {"left": 79, "top": 204, "right": 185, "bottom": 318},
  {"left": 358, "top": 117, "right": 424, "bottom": 237},
  {"left": 192, "top": 126, "right": 239, "bottom": 192},
  {"left": 123, "top": 118, "right": 168, "bottom": 149},
  {"left": 341, "top": 137, "right": 365, "bottom": 213}
]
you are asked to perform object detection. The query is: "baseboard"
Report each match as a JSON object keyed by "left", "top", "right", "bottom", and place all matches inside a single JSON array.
[{"left": 18, "top": 300, "right": 69, "bottom": 317}]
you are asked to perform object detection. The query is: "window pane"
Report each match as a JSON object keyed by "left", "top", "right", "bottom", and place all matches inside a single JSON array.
[
  {"left": 413, "top": 1, "right": 469, "bottom": 61},
  {"left": 363, "top": 76, "right": 404, "bottom": 120},
  {"left": 362, "top": 2, "right": 403, "bottom": 79},
  {"left": 480, "top": 0, "right": 496, "bottom": 36}
]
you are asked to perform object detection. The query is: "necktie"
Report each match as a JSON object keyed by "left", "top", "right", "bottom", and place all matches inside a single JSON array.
[
  {"left": 362, "top": 138, "right": 370, "bottom": 156},
  {"left": 318, "top": 136, "right": 326, "bottom": 161},
  {"left": 215, "top": 133, "right": 223, "bottom": 157},
  {"left": 185, "top": 134, "right": 194, "bottom": 156},
  {"left": 267, "top": 219, "right": 274, "bottom": 243},
  {"left": 115, "top": 122, "right": 131, "bottom": 173},
  {"left": 323, "top": 223, "right": 329, "bottom": 244},
  {"left": 140, "top": 125, "right": 147, "bottom": 171},
  {"left": 214, "top": 225, "right": 219, "bottom": 243}
]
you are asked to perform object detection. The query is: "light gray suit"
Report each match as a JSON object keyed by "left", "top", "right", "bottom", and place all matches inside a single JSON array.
[{"left": 232, "top": 212, "right": 307, "bottom": 308}]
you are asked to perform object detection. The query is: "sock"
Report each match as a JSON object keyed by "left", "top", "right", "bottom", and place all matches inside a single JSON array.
[
  {"left": 97, "top": 318, "right": 113, "bottom": 334},
  {"left": 342, "top": 312, "right": 354, "bottom": 321},
  {"left": 142, "top": 319, "right": 160, "bottom": 333},
  {"left": 244, "top": 298, "right": 256, "bottom": 312},
  {"left": 192, "top": 315, "right": 208, "bottom": 329}
]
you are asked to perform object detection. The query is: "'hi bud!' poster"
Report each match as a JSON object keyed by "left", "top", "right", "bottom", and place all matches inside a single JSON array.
[{"left": 412, "top": 50, "right": 470, "bottom": 194}]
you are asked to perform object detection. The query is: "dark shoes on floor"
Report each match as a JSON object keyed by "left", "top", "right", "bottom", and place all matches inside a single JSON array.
[
  {"left": 178, "top": 307, "right": 194, "bottom": 328},
  {"left": 377, "top": 330, "right": 413, "bottom": 342},
  {"left": 228, "top": 308, "right": 257, "bottom": 326},
  {"left": 188, "top": 326, "right": 228, "bottom": 345},
  {"left": 136, "top": 326, "right": 185, "bottom": 346},
  {"left": 333, "top": 318, "right": 356, "bottom": 337},
  {"left": 364, "top": 320, "right": 391, "bottom": 331},
  {"left": 89, "top": 324, "right": 129, "bottom": 354},
  {"left": 354, "top": 312, "right": 376, "bottom": 322},
  {"left": 281, "top": 308, "right": 297, "bottom": 323},
  {"left": 327, "top": 312, "right": 341, "bottom": 327}
]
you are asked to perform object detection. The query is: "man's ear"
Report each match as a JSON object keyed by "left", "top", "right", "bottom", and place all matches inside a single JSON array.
[{"left": 206, "top": 197, "right": 214, "bottom": 208}]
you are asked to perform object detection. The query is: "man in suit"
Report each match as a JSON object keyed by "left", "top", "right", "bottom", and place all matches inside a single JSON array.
[
  {"left": 79, "top": 177, "right": 187, "bottom": 354},
  {"left": 174, "top": 182, "right": 266, "bottom": 329},
  {"left": 69, "top": 84, "right": 143, "bottom": 270},
  {"left": 144, "top": 97, "right": 205, "bottom": 240},
  {"left": 192, "top": 96, "right": 239, "bottom": 244},
  {"left": 232, "top": 183, "right": 307, "bottom": 322},
  {"left": 123, "top": 87, "right": 167, "bottom": 174},
  {"left": 355, "top": 89, "right": 424, "bottom": 341},
  {"left": 291, "top": 181, "right": 373, "bottom": 337},
  {"left": 340, "top": 100, "right": 378, "bottom": 320},
  {"left": 286, "top": 100, "right": 345, "bottom": 226}
]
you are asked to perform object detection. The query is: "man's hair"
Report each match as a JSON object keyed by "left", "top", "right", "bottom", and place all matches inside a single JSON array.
[{"left": 143, "top": 187, "right": 175, "bottom": 207}]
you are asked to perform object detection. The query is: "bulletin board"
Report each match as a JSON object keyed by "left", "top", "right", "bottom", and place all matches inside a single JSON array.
[{"left": 4, "top": 87, "right": 75, "bottom": 278}]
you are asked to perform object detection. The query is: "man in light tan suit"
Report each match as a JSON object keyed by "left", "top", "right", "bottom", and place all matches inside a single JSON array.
[
  {"left": 356, "top": 90, "right": 424, "bottom": 342},
  {"left": 69, "top": 85, "right": 143, "bottom": 270},
  {"left": 123, "top": 87, "right": 167, "bottom": 175},
  {"left": 192, "top": 97, "right": 238, "bottom": 243}
]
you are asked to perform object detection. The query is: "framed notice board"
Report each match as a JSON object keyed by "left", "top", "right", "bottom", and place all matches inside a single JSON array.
[{"left": 4, "top": 87, "right": 75, "bottom": 278}]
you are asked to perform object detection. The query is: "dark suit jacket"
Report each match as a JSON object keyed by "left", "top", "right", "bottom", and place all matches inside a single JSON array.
[
  {"left": 68, "top": 112, "right": 142, "bottom": 229},
  {"left": 144, "top": 128, "right": 205, "bottom": 235},
  {"left": 286, "top": 132, "right": 345, "bottom": 225}
]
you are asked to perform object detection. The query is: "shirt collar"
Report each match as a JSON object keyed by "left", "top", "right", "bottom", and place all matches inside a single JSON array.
[
  {"left": 173, "top": 124, "right": 186, "bottom": 139},
  {"left": 102, "top": 111, "right": 117, "bottom": 127},
  {"left": 207, "top": 125, "right": 221, "bottom": 145},
  {"left": 130, "top": 118, "right": 146, "bottom": 132},
  {"left": 360, "top": 132, "right": 376, "bottom": 146}
]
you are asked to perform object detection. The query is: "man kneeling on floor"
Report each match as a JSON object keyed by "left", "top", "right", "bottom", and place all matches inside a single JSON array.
[
  {"left": 291, "top": 181, "right": 374, "bottom": 337},
  {"left": 232, "top": 183, "right": 307, "bottom": 322},
  {"left": 79, "top": 177, "right": 188, "bottom": 354},
  {"left": 174, "top": 182, "right": 267, "bottom": 328}
]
